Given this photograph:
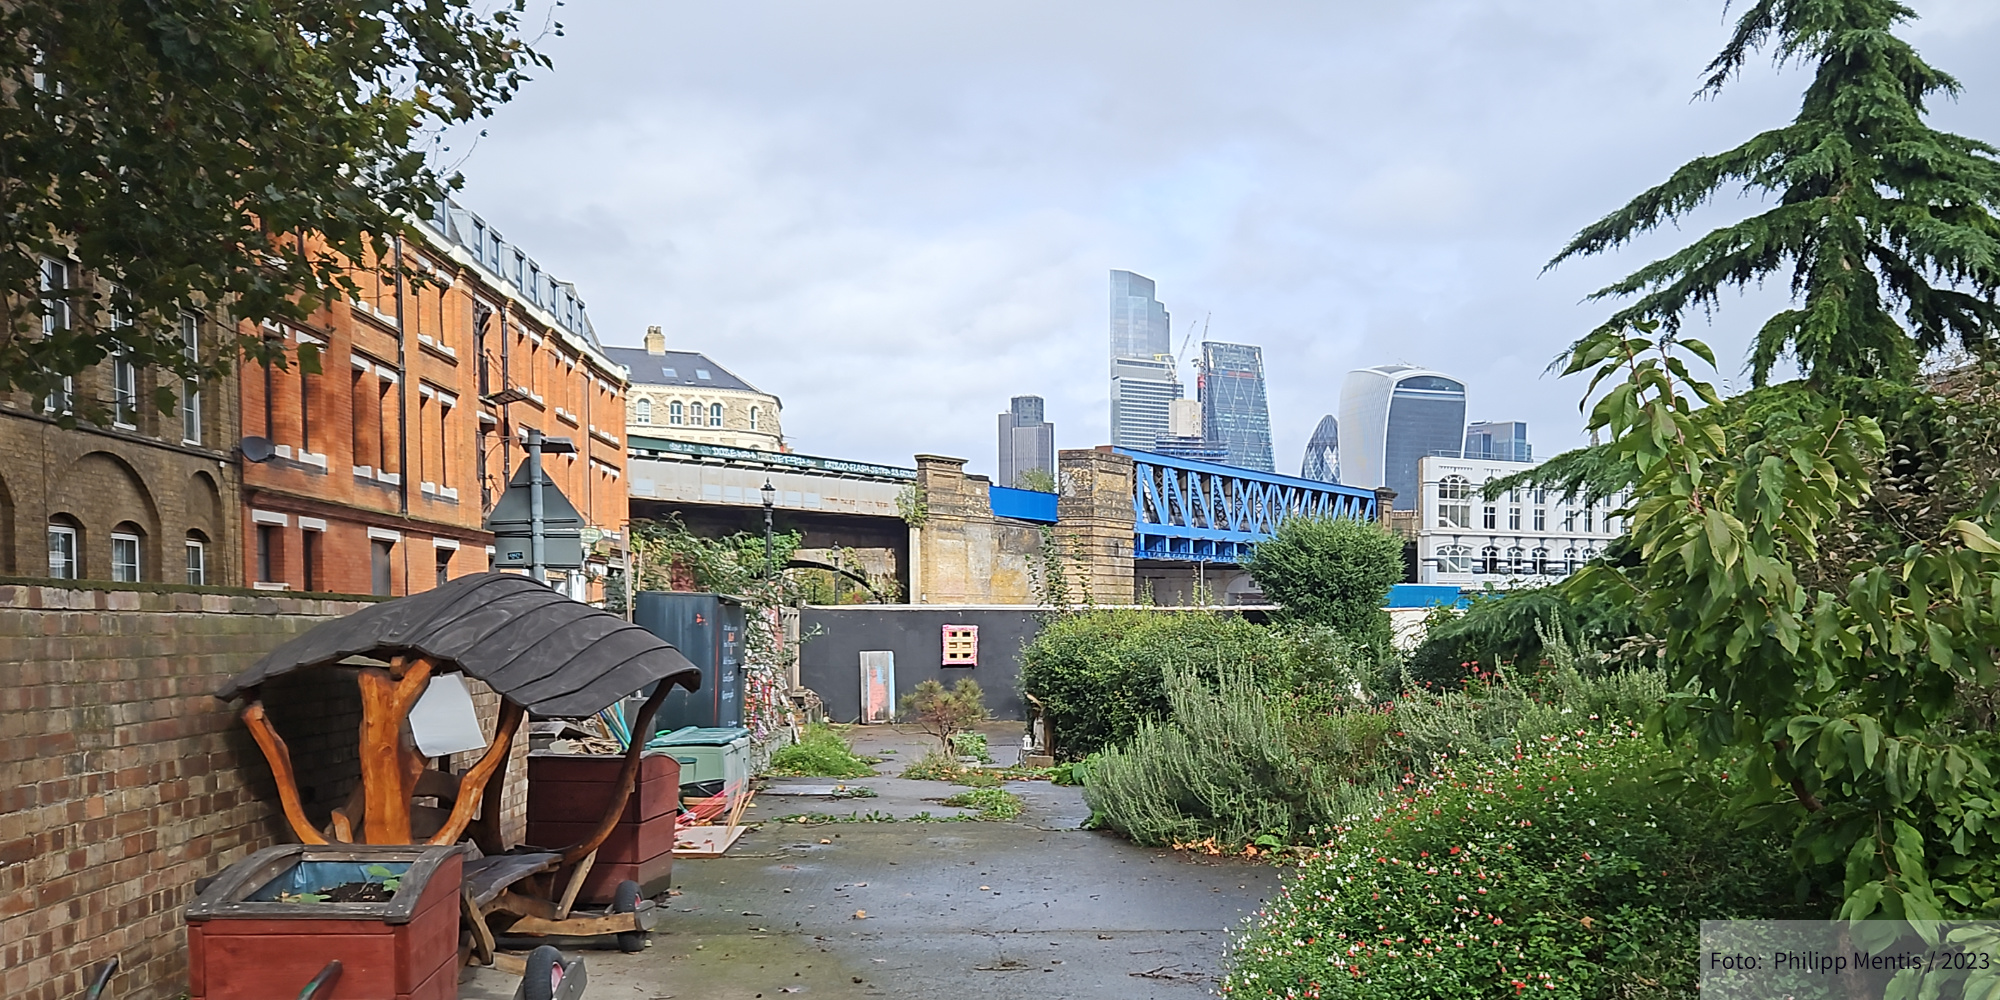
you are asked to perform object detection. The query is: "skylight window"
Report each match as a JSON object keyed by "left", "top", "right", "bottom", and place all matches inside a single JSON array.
[
  {"left": 695, "top": 369, "right": 712, "bottom": 380},
  {"left": 661, "top": 367, "right": 677, "bottom": 378}
]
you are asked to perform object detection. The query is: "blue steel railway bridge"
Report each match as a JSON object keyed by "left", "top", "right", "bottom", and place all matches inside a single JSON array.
[{"left": 623, "top": 435, "right": 1381, "bottom": 603}]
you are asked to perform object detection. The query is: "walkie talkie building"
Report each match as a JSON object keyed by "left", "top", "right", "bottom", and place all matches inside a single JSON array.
[{"left": 1338, "top": 365, "right": 1466, "bottom": 510}]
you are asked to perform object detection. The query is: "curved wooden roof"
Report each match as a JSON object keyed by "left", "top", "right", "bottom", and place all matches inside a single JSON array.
[{"left": 218, "top": 573, "right": 702, "bottom": 718}]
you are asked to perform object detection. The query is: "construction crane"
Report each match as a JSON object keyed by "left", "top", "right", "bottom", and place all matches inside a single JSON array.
[{"left": 1174, "top": 312, "right": 1211, "bottom": 369}]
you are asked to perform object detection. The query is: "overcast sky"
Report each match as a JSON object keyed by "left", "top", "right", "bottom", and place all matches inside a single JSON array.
[{"left": 445, "top": 0, "right": 2000, "bottom": 476}]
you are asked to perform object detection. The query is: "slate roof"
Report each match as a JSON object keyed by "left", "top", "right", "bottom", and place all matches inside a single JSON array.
[
  {"left": 217, "top": 573, "right": 701, "bottom": 718},
  {"left": 602, "top": 347, "right": 762, "bottom": 394}
]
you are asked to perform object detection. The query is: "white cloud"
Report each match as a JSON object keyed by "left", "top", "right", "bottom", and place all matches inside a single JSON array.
[{"left": 449, "top": 0, "right": 2000, "bottom": 474}]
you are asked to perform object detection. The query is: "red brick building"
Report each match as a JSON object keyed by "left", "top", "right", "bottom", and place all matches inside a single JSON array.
[{"left": 237, "top": 196, "right": 629, "bottom": 598}]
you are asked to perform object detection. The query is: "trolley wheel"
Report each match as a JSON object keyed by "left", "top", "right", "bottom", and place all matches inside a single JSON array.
[
  {"left": 522, "top": 945, "right": 565, "bottom": 1000},
  {"left": 613, "top": 880, "right": 645, "bottom": 952}
]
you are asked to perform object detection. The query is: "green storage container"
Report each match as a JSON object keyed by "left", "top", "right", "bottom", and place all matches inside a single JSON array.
[{"left": 646, "top": 726, "right": 750, "bottom": 798}]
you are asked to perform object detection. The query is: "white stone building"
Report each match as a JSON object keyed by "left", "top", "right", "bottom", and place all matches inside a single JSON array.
[
  {"left": 1415, "top": 454, "right": 1629, "bottom": 588},
  {"left": 609, "top": 326, "right": 784, "bottom": 451}
]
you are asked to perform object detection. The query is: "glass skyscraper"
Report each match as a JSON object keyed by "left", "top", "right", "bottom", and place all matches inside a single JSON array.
[
  {"left": 1108, "top": 270, "right": 1182, "bottom": 450},
  {"left": 1197, "top": 341, "right": 1275, "bottom": 472},
  {"left": 1463, "top": 421, "right": 1531, "bottom": 462},
  {"left": 1300, "top": 414, "right": 1340, "bottom": 483},
  {"left": 1338, "top": 364, "right": 1467, "bottom": 510}
]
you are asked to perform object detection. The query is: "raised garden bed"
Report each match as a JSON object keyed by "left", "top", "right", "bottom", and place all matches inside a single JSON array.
[{"left": 185, "top": 844, "right": 464, "bottom": 1000}]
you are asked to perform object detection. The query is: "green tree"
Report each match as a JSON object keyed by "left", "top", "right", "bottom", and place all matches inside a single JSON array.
[
  {"left": 1242, "top": 515, "right": 1403, "bottom": 647},
  {"left": 0, "top": 0, "right": 547, "bottom": 418},
  {"left": 1551, "top": 0, "right": 2000, "bottom": 929},
  {"left": 1011, "top": 467, "right": 1056, "bottom": 492},
  {"left": 1550, "top": 0, "right": 2000, "bottom": 386}
]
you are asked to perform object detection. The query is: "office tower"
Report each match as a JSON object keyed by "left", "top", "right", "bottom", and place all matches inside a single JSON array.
[
  {"left": 1110, "top": 270, "right": 1171, "bottom": 359},
  {"left": 1301, "top": 415, "right": 1340, "bottom": 483},
  {"left": 1463, "top": 420, "right": 1532, "bottom": 462},
  {"left": 1338, "top": 364, "right": 1466, "bottom": 510},
  {"left": 997, "top": 395, "right": 1056, "bottom": 488},
  {"left": 1197, "top": 342, "right": 1275, "bottom": 472},
  {"left": 1109, "top": 270, "right": 1182, "bottom": 450}
]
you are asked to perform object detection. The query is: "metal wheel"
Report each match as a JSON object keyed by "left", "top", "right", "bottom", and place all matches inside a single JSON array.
[{"left": 613, "top": 879, "right": 645, "bottom": 952}]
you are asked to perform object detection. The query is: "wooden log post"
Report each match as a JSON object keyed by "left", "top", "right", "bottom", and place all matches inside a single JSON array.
[
  {"left": 558, "top": 683, "right": 673, "bottom": 866},
  {"left": 355, "top": 656, "right": 435, "bottom": 844},
  {"left": 240, "top": 700, "right": 329, "bottom": 845},
  {"left": 428, "top": 702, "right": 525, "bottom": 846}
]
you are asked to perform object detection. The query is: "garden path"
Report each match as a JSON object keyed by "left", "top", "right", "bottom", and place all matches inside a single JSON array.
[{"left": 462, "top": 724, "right": 1278, "bottom": 1000}]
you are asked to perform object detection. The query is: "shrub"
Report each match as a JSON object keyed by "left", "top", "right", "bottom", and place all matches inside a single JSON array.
[
  {"left": 1019, "top": 609, "right": 1284, "bottom": 759},
  {"left": 1405, "top": 581, "right": 1646, "bottom": 689},
  {"left": 948, "top": 731, "right": 992, "bottom": 763},
  {"left": 1242, "top": 515, "right": 1404, "bottom": 648},
  {"left": 765, "top": 723, "right": 876, "bottom": 778},
  {"left": 1225, "top": 733, "right": 1826, "bottom": 999},
  {"left": 901, "top": 751, "right": 1000, "bottom": 786},
  {"left": 1086, "top": 660, "right": 1369, "bottom": 846},
  {"left": 942, "top": 787, "right": 1023, "bottom": 821},
  {"left": 898, "top": 678, "right": 987, "bottom": 753}
]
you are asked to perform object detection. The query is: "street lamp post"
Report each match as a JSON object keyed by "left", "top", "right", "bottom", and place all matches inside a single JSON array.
[{"left": 761, "top": 480, "right": 777, "bottom": 580}]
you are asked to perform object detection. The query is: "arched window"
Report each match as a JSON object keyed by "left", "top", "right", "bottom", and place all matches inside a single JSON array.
[
  {"left": 1478, "top": 545, "right": 1500, "bottom": 574},
  {"left": 668, "top": 400, "right": 683, "bottom": 425},
  {"left": 47, "top": 516, "right": 79, "bottom": 580},
  {"left": 749, "top": 406, "right": 760, "bottom": 431},
  {"left": 1506, "top": 546, "right": 1526, "bottom": 575},
  {"left": 1438, "top": 544, "right": 1472, "bottom": 574},
  {"left": 111, "top": 522, "right": 143, "bottom": 582},
  {"left": 710, "top": 402, "right": 724, "bottom": 427},
  {"left": 1581, "top": 547, "right": 1598, "bottom": 565},
  {"left": 1436, "top": 475, "right": 1472, "bottom": 529},
  {"left": 1530, "top": 547, "right": 1550, "bottom": 576},
  {"left": 635, "top": 398, "right": 652, "bottom": 424},
  {"left": 1562, "top": 547, "right": 1579, "bottom": 575},
  {"left": 187, "top": 531, "right": 209, "bottom": 586}
]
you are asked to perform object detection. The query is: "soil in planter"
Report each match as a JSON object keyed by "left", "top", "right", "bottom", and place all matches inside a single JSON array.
[{"left": 321, "top": 881, "right": 397, "bottom": 903}]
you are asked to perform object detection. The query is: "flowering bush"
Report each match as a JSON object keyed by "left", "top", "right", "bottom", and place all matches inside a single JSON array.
[{"left": 1225, "top": 731, "right": 1824, "bottom": 999}]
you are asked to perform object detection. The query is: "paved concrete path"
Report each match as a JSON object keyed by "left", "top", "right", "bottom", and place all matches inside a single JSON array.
[{"left": 464, "top": 725, "right": 1278, "bottom": 1000}]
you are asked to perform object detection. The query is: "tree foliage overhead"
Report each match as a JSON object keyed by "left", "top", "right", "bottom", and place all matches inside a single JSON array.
[
  {"left": 1548, "top": 0, "right": 2000, "bottom": 930},
  {"left": 0, "top": 0, "right": 548, "bottom": 414},
  {"left": 1551, "top": 0, "right": 2000, "bottom": 386}
]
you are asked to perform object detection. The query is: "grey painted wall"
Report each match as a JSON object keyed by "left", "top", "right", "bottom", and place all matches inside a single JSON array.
[{"left": 801, "top": 606, "right": 1045, "bottom": 723}]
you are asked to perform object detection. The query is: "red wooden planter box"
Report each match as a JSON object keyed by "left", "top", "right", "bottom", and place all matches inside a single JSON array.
[
  {"left": 185, "top": 844, "right": 463, "bottom": 1000},
  {"left": 527, "top": 752, "right": 679, "bottom": 904}
]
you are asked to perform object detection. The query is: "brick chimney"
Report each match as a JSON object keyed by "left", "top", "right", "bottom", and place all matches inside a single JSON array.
[{"left": 644, "top": 325, "right": 666, "bottom": 355}]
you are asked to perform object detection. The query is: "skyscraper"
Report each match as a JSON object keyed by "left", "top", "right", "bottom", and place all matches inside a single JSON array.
[
  {"left": 1463, "top": 421, "right": 1531, "bottom": 462},
  {"left": 1338, "top": 365, "right": 1466, "bottom": 510},
  {"left": 1110, "top": 270, "right": 1171, "bottom": 359},
  {"left": 1197, "top": 341, "right": 1275, "bottom": 472},
  {"left": 997, "top": 395, "right": 1056, "bottom": 488},
  {"left": 1301, "top": 415, "right": 1340, "bottom": 483},
  {"left": 1108, "top": 270, "right": 1182, "bottom": 450}
]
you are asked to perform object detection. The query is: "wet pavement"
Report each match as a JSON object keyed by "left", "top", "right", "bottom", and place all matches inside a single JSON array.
[{"left": 463, "top": 724, "right": 1279, "bottom": 1000}]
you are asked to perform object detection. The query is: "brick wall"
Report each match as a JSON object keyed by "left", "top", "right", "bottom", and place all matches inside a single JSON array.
[{"left": 0, "top": 584, "right": 525, "bottom": 1000}]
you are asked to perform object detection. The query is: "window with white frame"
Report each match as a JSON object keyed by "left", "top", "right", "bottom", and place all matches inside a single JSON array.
[
  {"left": 111, "top": 526, "right": 141, "bottom": 582},
  {"left": 1438, "top": 543, "right": 1473, "bottom": 574},
  {"left": 1479, "top": 545, "right": 1500, "bottom": 574},
  {"left": 1509, "top": 507, "right": 1521, "bottom": 530},
  {"left": 1532, "top": 506, "right": 1546, "bottom": 531},
  {"left": 1507, "top": 546, "right": 1527, "bottom": 575},
  {"left": 749, "top": 406, "right": 760, "bottom": 430},
  {"left": 669, "top": 400, "right": 683, "bottom": 425},
  {"left": 709, "top": 402, "right": 723, "bottom": 427},
  {"left": 48, "top": 519, "right": 78, "bottom": 579},
  {"left": 186, "top": 533, "right": 208, "bottom": 586},
  {"left": 180, "top": 314, "right": 202, "bottom": 443},
  {"left": 1436, "top": 475, "right": 1472, "bottom": 529},
  {"left": 111, "top": 353, "right": 137, "bottom": 427},
  {"left": 1563, "top": 547, "right": 1579, "bottom": 575},
  {"left": 1531, "top": 546, "right": 1551, "bottom": 576},
  {"left": 635, "top": 398, "right": 652, "bottom": 423}
]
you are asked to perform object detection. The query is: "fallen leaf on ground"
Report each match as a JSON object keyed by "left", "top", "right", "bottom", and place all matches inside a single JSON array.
[
  {"left": 853, "top": 910, "right": 867, "bottom": 919},
  {"left": 819, "top": 839, "right": 831, "bottom": 844},
  {"left": 979, "top": 885, "right": 990, "bottom": 891}
]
